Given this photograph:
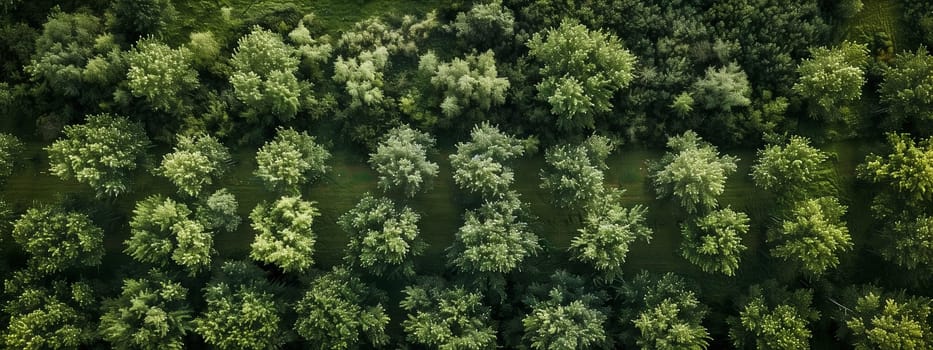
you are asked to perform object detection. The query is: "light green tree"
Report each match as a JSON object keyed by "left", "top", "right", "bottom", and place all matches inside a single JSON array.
[
  {"left": 338, "top": 195, "right": 425, "bottom": 277},
  {"left": 254, "top": 128, "right": 331, "bottom": 194},
  {"left": 617, "top": 272, "right": 710, "bottom": 350},
  {"left": 680, "top": 207, "right": 749, "bottom": 276},
  {"left": 230, "top": 26, "right": 304, "bottom": 125},
  {"left": 570, "top": 189, "right": 652, "bottom": 279},
  {"left": 369, "top": 125, "right": 439, "bottom": 197},
  {"left": 540, "top": 135, "right": 613, "bottom": 209},
  {"left": 751, "top": 136, "right": 829, "bottom": 194},
  {"left": 249, "top": 196, "right": 319, "bottom": 273},
  {"left": 527, "top": 20, "right": 637, "bottom": 130},
  {"left": 651, "top": 131, "right": 738, "bottom": 214},
  {"left": 47, "top": 114, "right": 151, "bottom": 197},
  {"left": 195, "top": 261, "right": 287, "bottom": 350},
  {"left": 860, "top": 133, "right": 933, "bottom": 202},
  {"left": 294, "top": 267, "right": 390, "bottom": 349},
  {"left": 400, "top": 280, "right": 497, "bottom": 349},
  {"left": 794, "top": 41, "right": 868, "bottom": 122},
  {"left": 449, "top": 122, "right": 529, "bottom": 198},
  {"left": 691, "top": 63, "right": 751, "bottom": 112},
  {"left": 770, "top": 197, "right": 852, "bottom": 276},
  {"left": 124, "top": 195, "right": 214, "bottom": 275},
  {"left": 418, "top": 50, "right": 509, "bottom": 119},
  {"left": 729, "top": 283, "right": 819, "bottom": 350},
  {"left": 126, "top": 39, "right": 199, "bottom": 113},
  {"left": 844, "top": 289, "right": 933, "bottom": 350},
  {"left": 3, "top": 285, "right": 97, "bottom": 349},
  {"left": 12, "top": 206, "right": 104, "bottom": 274},
  {"left": 98, "top": 270, "right": 193, "bottom": 350},
  {"left": 448, "top": 194, "right": 540, "bottom": 274},
  {"left": 158, "top": 134, "right": 230, "bottom": 197},
  {"left": 333, "top": 47, "right": 389, "bottom": 109}
]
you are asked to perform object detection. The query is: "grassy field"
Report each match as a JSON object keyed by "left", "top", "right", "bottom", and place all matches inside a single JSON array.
[{"left": 837, "top": 0, "right": 912, "bottom": 51}]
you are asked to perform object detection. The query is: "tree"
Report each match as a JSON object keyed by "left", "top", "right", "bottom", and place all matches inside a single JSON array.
[
  {"left": 158, "top": 134, "right": 230, "bottom": 197},
  {"left": 879, "top": 48, "right": 933, "bottom": 131},
  {"left": 125, "top": 195, "right": 214, "bottom": 275},
  {"left": 249, "top": 196, "right": 319, "bottom": 273},
  {"left": 126, "top": 39, "right": 198, "bottom": 114},
  {"left": 230, "top": 26, "right": 304, "bottom": 124},
  {"left": 369, "top": 125, "right": 439, "bottom": 197},
  {"left": 99, "top": 270, "right": 193, "bottom": 350},
  {"left": 570, "top": 189, "right": 652, "bottom": 279},
  {"left": 338, "top": 195, "right": 425, "bottom": 277},
  {"left": 690, "top": 63, "right": 751, "bottom": 112},
  {"left": 400, "top": 280, "right": 497, "bottom": 349},
  {"left": 729, "top": 283, "right": 819, "bottom": 350},
  {"left": 793, "top": 41, "right": 868, "bottom": 122},
  {"left": 12, "top": 206, "right": 104, "bottom": 275},
  {"left": 526, "top": 20, "right": 637, "bottom": 130},
  {"left": 294, "top": 267, "right": 390, "bottom": 349},
  {"left": 769, "top": 197, "right": 852, "bottom": 276},
  {"left": 195, "top": 261, "right": 287, "bottom": 350},
  {"left": 47, "top": 114, "right": 151, "bottom": 197},
  {"left": 449, "top": 122, "right": 530, "bottom": 198},
  {"left": 882, "top": 215, "right": 933, "bottom": 271},
  {"left": 448, "top": 194, "right": 540, "bottom": 274},
  {"left": 254, "top": 127, "right": 331, "bottom": 194},
  {"left": 109, "top": 0, "right": 176, "bottom": 40},
  {"left": 843, "top": 288, "right": 933, "bottom": 350},
  {"left": 861, "top": 133, "right": 933, "bottom": 202},
  {"left": 3, "top": 284, "right": 98, "bottom": 349},
  {"left": 418, "top": 50, "right": 510, "bottom": 119},
  {"left": 751, "top": 136, "right": 829, "bottom": 194},
  {"left": 651, "top": 131, "right": 738, "bottom": 214},
  {"left": 451, "top": 1, "right": 515, "bottom": 49},
  {"left": 333, "top": 48, "right": 389, "bottom": 109},
  {"left": 680, "top": 207, "right": 749, "bottom": 276},
  {"left": 540, "top": 135, "right": 613, "bottom": 209},
  {"left": 617, "top": 272, "right": 710, "bottom": 350},
  {"left": 195, "top": 189, "right": 241, "bottom": 233},
  {"left": 0, "top": 133, "right": 23, "bottom": 180},
  {"left": 522, "top": 271, "right": 608, "bottom": 350},
  {"left": 25, "top": 11, "right": 108, "bottom": 102}
]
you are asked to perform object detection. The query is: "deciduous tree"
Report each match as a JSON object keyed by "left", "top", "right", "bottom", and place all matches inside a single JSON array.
[
  {"left": 338, "top": 195, "right": 425, "bottom": 277},
  {"left": 751, "top": 136, "right": 829, "bottom": 195},
  {"left": 254, "top": 128, "right": 331, "bottom": 194},
  {"left": 680, "top": 207, "right": 749, "bottom": 276},
  {"left": 418, "top": 50, "right": 509, "bottom": 119},
  {"left": 125, "top": 195, "right": 214, "bottom": 275},
  {"left": 230, "top": 27, "right": 304, "bottom": 125},
  {"left": 729, "top": 282, "right": 819, "bottom": 350},
  {"left": 570, "top": 189, "right": 652, "bottom": 279},
  {"left": 294, "top": 267, "right": 390, "bottom": 349},
  {"left": 879, "top": 48, "right": 933, "bottom": 131},
  {"left": 12, "top": 206, "right": 104, "bottom": 275},
  {"left": 522, "top": 271, "right": 608, "bottom": 350},
  {"left": 540, "top": 135, "right": 613, "bottom": 209},
  {"left": 450, "top": 122, "right": 530, "bottom": 198},
  {"left": 126, "top": 39, "right": 198, "bottom": 114},
  {"left": 448, "top": 194, "right": 540, "bottom": 274},
  {"left": 369, "top": 125, "right": 439, "bottom": 197},
  {"left": 400, "top": 279, "right": 497, "bottom": 349},
  {"left": 47, "top": 114, "right": 151, "bottom": 197},
  {"left": 794, "top": 41, "right": 868, "bottom": 122},
  {"left": 249, "top": 196, "right": 319, "bottom": 273},
  {"left": 843, "top": 287, "right": 933, "bottom": 350},
  {"left": 99, "top": 270, "right": 193, "bottom": 350},
  {"left": 617, "top": 272, "right": 710, "bottom": 350},
  {"left": 158, "top": 134, "right": 230, "bottom": 197},
  {"left": 769, "top": 197, "right": 852, "bottom": 276},
  {"left": 651, "top": 131, "right": 738, "bottom": 214},
  {"left": 195, "top": 189, "right": 241, "bottom": 233}
]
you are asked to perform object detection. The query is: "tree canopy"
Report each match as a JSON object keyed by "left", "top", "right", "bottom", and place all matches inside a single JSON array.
[
  {"left": 12, "top": 206, "right": 104, "bottom": 275},
  {"left": 249, "top": 196, "right": 319, "bottom": 273},
  {"left": 338, "top": 194, "right": 425, "bottom": 277},
  {"left": 651, "top": 131, "right": 738, "bottom": 214},
  {"left": 254, "top": 128, "right": 331, "bottom": 194},
  {"left": 369, "top": 124, "right": 439, "bottom": 197}
]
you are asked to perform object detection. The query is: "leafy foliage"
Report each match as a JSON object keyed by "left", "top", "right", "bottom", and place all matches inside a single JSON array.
[
  {"left": 861, "top": 133, "right": 933, "bottom": 202},
  {"left": 12, "top": 206, "right": 104, "bottom": 275},
  {"left": 0, "top": 133, "right": 23, "bottom": 181},
  {"left": 99, "top": 270, "right": 193, "bottom": 350},
  {"left": 125, "top": 195, "right": 214, "bottom": 275},
  {"left": 369, "top": 125, "right": 439, "bottom": 197},
  {"left": 230, "top": 26, "right": 304, "bottom": 125},
  {"left": 879, "top": 49, "right": 933, "bottom": 132},
  {"left": 418, "top": 50, "right": 509, "bottom": 119},
  {"left": 254, "top": 128, "right": 331, "bottom": 194},
  {"left": 843, "top": 288, "right": 933, "bottom": 350},
  {"left": 617, "top": 272, "right": 710, "bottom": 350},
  {"left": 400, "top": 280, "right": 497, "bottom": 349},
  {"left": 540, "top": 135, "right": 613, "bottom": 209},
  {"left": 527, "top": 20, "right": 637, "bottom": 130},
  {"left": 751, "top": 136, "right": 829, "bottom": 194},
  {"left": 450, "top": 122, "right": 529, "bottom": 198},
  {"left": 333, "top": 47, "right": 389, "bottom": 109},
  {"left": 195, "top": 189, "right": 241, "bottom": 233},
  {"left": 522, "top": 271, "right": 607, "bottom": 350},
  {"left": 249, "top": 196, "right": 319, "bottom": 273},
  {"left": 729, "top": 283, "right": 819, "bottom": 350},
  {"left": 126, "top": 39, "right": 198, "bottom": 114},
  {"left": 3, "top": 285, "right": 98, "bottom": 349},
  {"left": 338, "top": 195, "right": 425, "bottom": 277},
  {"left": 195, "top": 261, "right": 287, "bottom": 350},
  {"left": 794, "top": 41, "right": 868, "bottom": 122},
  {"left": 294, "top": 267, "right": 390, "bottom": 349},
  {"left": 47, "top": 114, "right": 151, "bottom": 197},
  {"left": 109, "top": 0, "right": 176, "bottom": 40},
  {"left": 691, "top": 63, "right": 751, "bottom": 113},
  {"left": 25, "top": 11, "right": 108, "bottom": 102},
  {"left": 570, "top": 189, "right": 651, "bottom": 279},
  {"left": 680, "top": 207, "right": 749, "bottom": 276},
  {"left": 449, "top": 194, "right": 540, "bottom": 274},
  {"left": 769, "top": 197, "right": 852, "bottom": 277},
  {"left": 158, "top": 134, "right": 230, "bottom": 197},
  {"left": 651, "top": 131, "right": 738, "bottom": 214},
  {"left": 451, "top": 1, "right": 515, "bottom": 49}
]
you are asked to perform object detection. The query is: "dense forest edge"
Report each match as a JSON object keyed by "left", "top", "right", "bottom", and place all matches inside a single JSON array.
[{"left": 1, "top": 0, "right": 933, "bottom": 348}]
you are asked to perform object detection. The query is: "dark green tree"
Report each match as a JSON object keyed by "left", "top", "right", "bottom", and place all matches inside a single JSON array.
[
  {"left": 98, "top": 270, "right": 193, "bottom": 350},
  {"left": 400, "top": 279, "right": 497, "bottom": 349},
  {"left": 0, "top": 133, "right": 23, "bottom": 181},
  {"left": 617, "top": 272, "right": 710, "bottom": 350},
  {"left": 3, "top": 283, "right": 98, "bottom": 349},
  {"left": 195, "top": 189, "right": 241, "bottom": 233},
  {"left": 338, "top": 195, "right": 426, "bottom": 277},
  {"left": 12, "top": 206, "right": 104, "bottom": 275},
  {"left": 680, "top": 207, "right": 749, "bottom": 276},
  {"left": 109, "top": 0, "right": 176, "bottom": 40},
  {"left": 294, "top": 267, "right": 390, "bottom": 349},
  {"left": 540, "top": 135, "right": 613, "bottom": 209},
  {"left": 729, "top": 282, "right": 819, "bottom": 350},
  {"left": 125, "top": 195, "right": 214, "bottom": 275},
  {"left": 879, "top": 48, "right": 933, "bottom": 132},
  {"left": 369, "top": 125, "right": 439, "bottom": 198},
  {"left": 522, "top": 271, "right": 608, "bottom": 350}
]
